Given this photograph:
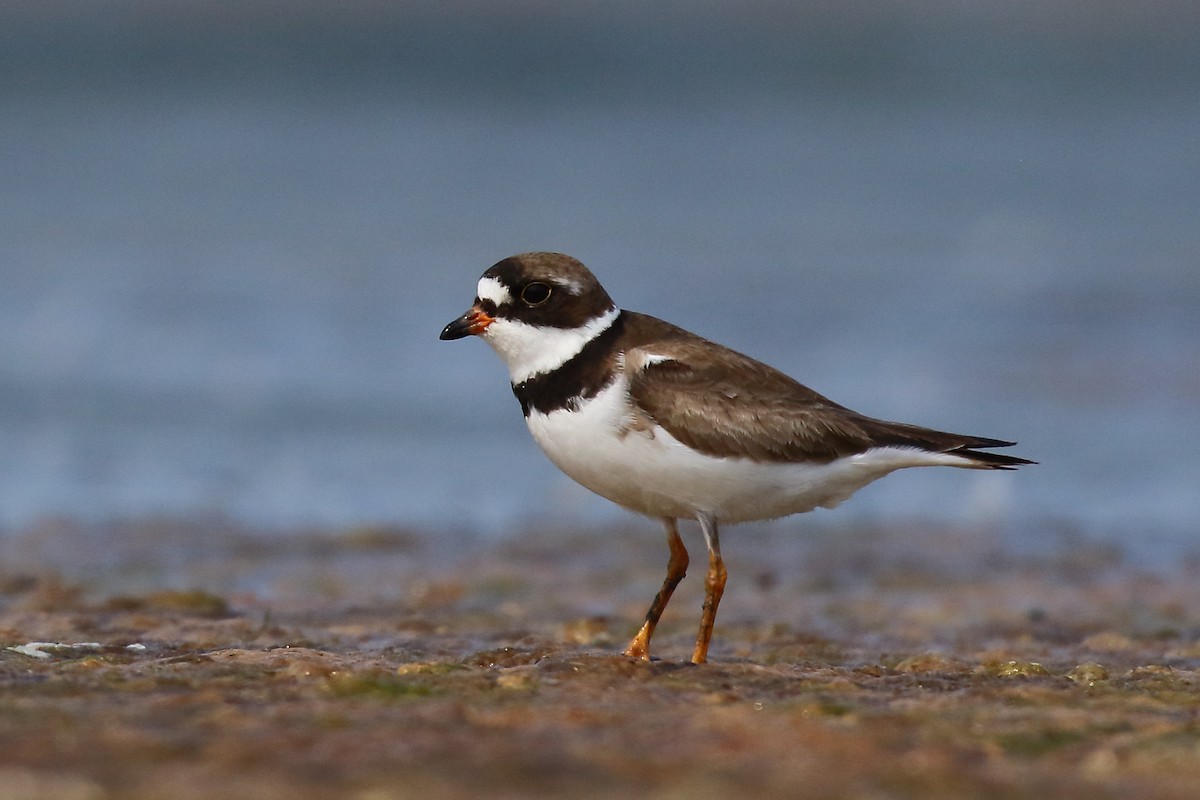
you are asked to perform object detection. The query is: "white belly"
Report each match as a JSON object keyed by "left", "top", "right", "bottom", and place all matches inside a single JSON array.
[{"left": 524, "top": 380, "right": 961, "bottom": 523}]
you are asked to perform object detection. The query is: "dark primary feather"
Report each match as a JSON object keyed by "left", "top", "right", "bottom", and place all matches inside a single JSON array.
[{"left": 621, "top": 312, "right": 1034, "bottom": 468}]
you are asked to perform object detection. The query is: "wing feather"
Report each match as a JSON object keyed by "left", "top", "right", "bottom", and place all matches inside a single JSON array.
[{"left": 621, "top": 312, "right": 1032, "bottom": 468}]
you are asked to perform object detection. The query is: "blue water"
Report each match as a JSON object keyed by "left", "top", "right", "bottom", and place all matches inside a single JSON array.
[{"left": 2, "top": 3, "right": 1198, "bottom": 553}]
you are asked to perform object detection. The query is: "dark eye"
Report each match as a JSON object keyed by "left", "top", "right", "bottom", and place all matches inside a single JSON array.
[{"left": 520, "top": 282, "right": 552, "bottom": 306}]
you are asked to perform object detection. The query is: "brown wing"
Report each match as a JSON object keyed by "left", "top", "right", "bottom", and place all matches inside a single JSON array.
[{"left": 621, "top": 312, "right": 1033, "bottom": 468}]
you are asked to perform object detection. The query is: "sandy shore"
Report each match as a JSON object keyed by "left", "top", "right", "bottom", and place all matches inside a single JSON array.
[{"left": 2, "top": 517, "right": 1200, "bottom": 799}]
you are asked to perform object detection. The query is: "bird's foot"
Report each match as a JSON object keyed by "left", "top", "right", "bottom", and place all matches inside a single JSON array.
[{"left": 624, "top": 623, "right": 653, "bottom": 661}]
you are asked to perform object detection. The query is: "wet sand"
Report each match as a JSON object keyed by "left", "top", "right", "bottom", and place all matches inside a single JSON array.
[{"left": 3, "top": 518, "right": 1200, "bottom": 799}]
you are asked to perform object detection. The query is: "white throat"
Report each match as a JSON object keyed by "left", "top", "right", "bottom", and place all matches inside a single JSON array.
[{"left": 483, "top": 306, "right": 620, "bottom": 385}]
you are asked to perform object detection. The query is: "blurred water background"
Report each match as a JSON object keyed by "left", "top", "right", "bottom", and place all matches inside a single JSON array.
[{"left": 2, "top": 1, "right": 1198, "bottom": 558}]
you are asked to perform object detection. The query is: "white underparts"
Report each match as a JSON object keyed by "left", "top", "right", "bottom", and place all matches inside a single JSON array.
[{"left": 524, "top": 379, "right": 975, "bottom": 523}]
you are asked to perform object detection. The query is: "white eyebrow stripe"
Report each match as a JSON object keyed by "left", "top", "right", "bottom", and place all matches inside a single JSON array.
[{"left": 476, "top": 276, "right": 512, "bottom": 306}]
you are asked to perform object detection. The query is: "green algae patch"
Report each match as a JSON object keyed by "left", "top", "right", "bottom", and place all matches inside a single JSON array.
[
  {"left": 1067, "top": 662, "right": 1111, "bottom": 687},
  {"left": 894, "top": 652, "right": 971, "bottom": 675},
  {"left": 395, "top": 660, "right": 469, "bottom": 677},
  {"left": 993, "top": 727, "right": 1094, "bottom": 757},
  {"left": 978, "top": 660, "right": 1054, "bottom": 679},
  {"left": 105, "top": 589, "right": 231, "bottom": 618}
]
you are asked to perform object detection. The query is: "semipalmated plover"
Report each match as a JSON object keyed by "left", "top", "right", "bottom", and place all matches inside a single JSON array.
[{"left": 441, "top": 252, "right": 1033, "bottom": 663}]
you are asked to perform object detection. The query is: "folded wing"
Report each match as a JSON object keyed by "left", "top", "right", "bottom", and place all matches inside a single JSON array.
[{"left": 623, "top": 322, "right": 1032, "bottom": 469}]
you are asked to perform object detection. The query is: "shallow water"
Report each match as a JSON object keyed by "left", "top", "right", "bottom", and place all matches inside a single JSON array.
[{"left": 1, "top": 3, "right": 1198, "bottom": 557}]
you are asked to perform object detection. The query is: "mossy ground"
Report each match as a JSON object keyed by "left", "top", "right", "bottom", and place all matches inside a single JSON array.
[{"left": 2, "top": 518, "right": 1200, "bottom": 799}]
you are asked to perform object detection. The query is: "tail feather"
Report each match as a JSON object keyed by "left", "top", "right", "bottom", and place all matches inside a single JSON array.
[
  {"left": 946, "top": 443, "right": 1035, "bottom": 470},
  {"left": 859, "top": 419, "right": 1036, "bottom": 470}
]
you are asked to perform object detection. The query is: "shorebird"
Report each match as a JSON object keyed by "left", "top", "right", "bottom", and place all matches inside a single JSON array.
[{"left": 440, "top": 252, "right": 1032, "bottom": 662}]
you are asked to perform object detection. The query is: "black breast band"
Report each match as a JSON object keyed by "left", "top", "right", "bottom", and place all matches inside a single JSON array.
[{"left": 511, "top": 311, "right": 626, "bottom": 417}]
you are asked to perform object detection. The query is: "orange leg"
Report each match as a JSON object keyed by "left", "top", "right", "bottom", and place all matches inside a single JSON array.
[
  {"left": 691, "top": 513, "right": 726, "bottom": 664},
  {"left": 625, "top": 518, "right": 689, "bottom": 661}
]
